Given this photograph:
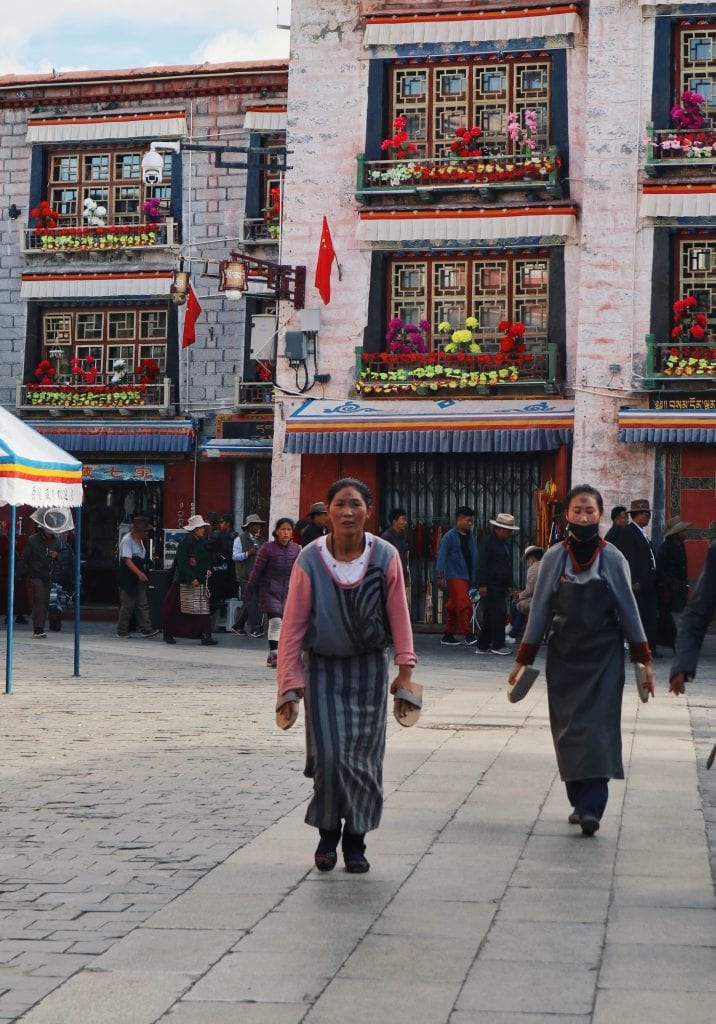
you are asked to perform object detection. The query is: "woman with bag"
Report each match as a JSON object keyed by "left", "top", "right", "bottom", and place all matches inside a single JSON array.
[
  {"left": 276, "top": 478, "right": 419, "bottom": 874},
  {"left": 162, "top": 515, "right": 218, "bottom": 646},
  {"left": 243, "top": 517, "right": 300, "bottom": 668},
  {"left": 508, "top": 484, "right": 654, "bottom": 837}
]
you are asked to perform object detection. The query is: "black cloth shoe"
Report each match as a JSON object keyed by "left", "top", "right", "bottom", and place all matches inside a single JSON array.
[
  {"left": 315, "top": 826, "right": 341, "bottom": 872},
  {"left": 342, "top": 830, "right": 370, "bottom": 873},
  {"left": 441, "top": 633, "right": 461, "bottom": 646},
  {"left": 163, "top": 634, "right": 176, "bottom": 644},
  {"left": 580, "top": 815, "right": 600, "bottom": 836},
  {"left": 201, "top": 636, "right": 218, "bottom": 646}
]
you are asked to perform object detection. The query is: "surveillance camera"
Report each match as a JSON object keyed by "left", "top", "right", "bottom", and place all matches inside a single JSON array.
[{"left": 141, "top": 149, "right": 164, "bottom": 186}]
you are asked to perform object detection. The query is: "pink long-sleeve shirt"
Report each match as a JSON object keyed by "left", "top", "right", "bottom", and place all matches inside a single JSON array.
[{"left": 277, "top": 536, "right": 417, "bottom": 696}]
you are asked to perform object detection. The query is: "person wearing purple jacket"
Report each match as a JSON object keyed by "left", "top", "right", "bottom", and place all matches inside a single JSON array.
[{"left": 244, "top": 518, "right": 300, "bottom": 668}]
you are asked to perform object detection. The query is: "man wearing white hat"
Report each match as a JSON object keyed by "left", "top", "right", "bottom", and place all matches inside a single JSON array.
[
  {"left": 476, "top": 512, "right": 520, "bottom": 655},
  {"left": 17, "top": 508, "right": 71, "bottom": 638},
  {"left": 232, "top": 513, "right": 266, "bottom": 636}
]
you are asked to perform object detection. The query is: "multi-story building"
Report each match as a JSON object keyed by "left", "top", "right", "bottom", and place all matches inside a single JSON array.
[
  {"left": 0, "top": 60, "right": 288, "bottom": 603},
  {"left": 272, "top": 0, "right": 716, "bottom": 610}
]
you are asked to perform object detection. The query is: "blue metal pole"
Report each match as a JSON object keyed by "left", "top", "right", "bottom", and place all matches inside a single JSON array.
[
  {"left": 73, "top": 505, "right": 81, "bottom": 677},
  {"left": 5, "top": 506, "right": 16, "bottom": 695}
]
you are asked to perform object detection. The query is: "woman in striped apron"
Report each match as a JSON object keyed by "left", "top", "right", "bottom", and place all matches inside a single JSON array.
[{"left": 277, "top": 478, "right": 418, "bottom": 873}]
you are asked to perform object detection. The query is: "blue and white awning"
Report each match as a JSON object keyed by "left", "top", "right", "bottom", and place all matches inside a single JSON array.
[
  {"left": 201, "top": 438, "right": 273, "bottom": 459},
  {"left": 285, "top": 399, "right": 574, "bottom": 455},
  {"left": 618, "top": 407, "right": 716, "bottom": 443}
]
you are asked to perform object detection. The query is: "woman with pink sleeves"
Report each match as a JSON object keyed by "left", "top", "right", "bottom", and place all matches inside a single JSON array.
[{"left": 276, "top": 478, "right": 419, "bottom": 875}]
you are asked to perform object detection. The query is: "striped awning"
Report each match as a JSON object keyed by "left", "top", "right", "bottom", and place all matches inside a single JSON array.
[
  {"left": 363, "top": 6, "right": 582, "bottom": 46},
  {"left": 284, "top": 398, "right": 574, "bottom": 455},
  {"left": 201, "top": 438, "right": 273, "bottom": 459},
  {"left": 27, "top": 111, "right": 187, "bottom": 144},
  {"left": 618, "top": 407, "right": 716, "bottom": 443},
  {"left": 0, "top": 406, "right": 83, "bottom": 508},
  {"left": 357, "top": 208, "right": 578, "bottom": 244},
  {"left": 244, "top": 108, "right": 287, "bottom": 132},
  {"left": 31, "top": 420, "right": 195, "bottom": 454},
  {"left": 640, "top": 186, "right": 716, "bottom": 220},
  {"left": 20, "top": 272, "right": 173, "bottom": 300}
]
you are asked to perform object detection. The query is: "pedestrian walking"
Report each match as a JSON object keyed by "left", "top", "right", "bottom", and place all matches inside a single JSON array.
[
  {"left": 300, "top": 501, "right": 329, "bottom": 547},
  {"left": 276, "top": 477, "right": 418, "bottom": 874},
  {"left": 613, "top": 498, "right": 659, "bottom": 656},
  {"left": 476, "top": 512, "right": 520, "bottom": 655},
  {"left": 436, "top": 506, "right": 478, "bottom": 646},
  {"left": 207, "top": 512, "right": 236, "bottom": 614},
  {"left": 655, "top": 516, "right": 691, "bottom": 652},
  {"left": 381, "top": 507, "right": 411, "bottom": 605},
  {"left": 509, "top": 484, "right": 654, "bottom": 836},
  {"left": 243, "top": 518, "right": 300, "bottom": 668},
  {"left": 116, "top": 515, "right": 158, "bottom": 639},
  {"left": 16, "top": 508, "right": 68, "bottom": 638},
  {"left": 232, "top": 513, "right": 266, "bottom": 636},
  {"left": 604, "top": 504, "right": 628, "bottom": 545},
  {"left": 669, "top": 539, "right": 716, "bottom": 695},
  {"left": 162, "top": 515, "right": 218, "bottom": 646}
]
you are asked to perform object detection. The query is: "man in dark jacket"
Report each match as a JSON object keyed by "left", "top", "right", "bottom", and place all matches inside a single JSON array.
[
  {"left": 17, "top": 512, "right": 62, "bottom": 638},
  {"left": 300, "top": 501, "right": 329, "bottom": 547},
  {"left": 604, "top": 505, "right": 628, "bottom": 545},
  {"left": 669, "top": 540, "right": 716, "bottom": 695},
  {"left": 476, "top": 512, "right": 520, "bottom": 655},
  {"left": 207, "top": 512, "right": 236, "bottom": 613},
  {"left": 613, "top": 498, "right": 658, "bottom": 655},
  {"left": 381, "top": 507, "right": 410, "bottom": 590}
]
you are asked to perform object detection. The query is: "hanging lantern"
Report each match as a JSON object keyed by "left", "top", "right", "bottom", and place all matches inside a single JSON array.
[
  {"left": 171, "top": 269, "right": 190, "bottom": 305},
  {"left": 219, "top": 259, "right": 247, "bottom": 299}
]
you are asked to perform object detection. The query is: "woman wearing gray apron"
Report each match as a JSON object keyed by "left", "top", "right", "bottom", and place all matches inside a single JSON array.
[{"left": 509, "top": 484, "right": 654, "bottom": 836}]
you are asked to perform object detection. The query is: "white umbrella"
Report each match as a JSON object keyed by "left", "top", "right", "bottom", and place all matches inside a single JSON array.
[{"left": 0, "top": 406, "right": 83, "bottom": 693}]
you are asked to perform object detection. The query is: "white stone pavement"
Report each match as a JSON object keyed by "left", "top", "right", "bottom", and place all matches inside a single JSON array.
[{"left": 0, "top": 623, "right": 711, "bottom": 1023}]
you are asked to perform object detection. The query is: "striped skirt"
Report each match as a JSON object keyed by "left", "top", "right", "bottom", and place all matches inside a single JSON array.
[{"left": 303, "top": 648, "right": 389, "bottom": 834}]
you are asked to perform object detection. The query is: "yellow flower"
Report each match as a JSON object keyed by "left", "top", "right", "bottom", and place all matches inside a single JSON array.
[
  {"left": 469, "top": 342, "right": 481, "bottom": 354},
  {"left": 465, "top": 316, "right": 478, "bottom": 329},
  {"left": 438, "top": 321, "right": 451, "bottom": 333}
]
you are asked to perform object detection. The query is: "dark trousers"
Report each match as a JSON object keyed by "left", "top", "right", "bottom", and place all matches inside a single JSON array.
[
  {"left": 30, "top": 578, "right": 51, "bottom": 631},
  {"left": 477, "top": 588, "right": 507, "bottom": 650},
  {"left": 565, "top": 778, "right": 609, "bottom": 820},
  {"left": 635, "top": 589, "right": 658, "bottom": 654}
]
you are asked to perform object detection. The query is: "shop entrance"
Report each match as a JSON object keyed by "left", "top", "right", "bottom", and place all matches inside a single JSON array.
[
  {"left": 379, "top": 452, "right": 542, "bottom": 624},
  {"left": 81, "top": 478, "right": 163, "bottom": 605}
]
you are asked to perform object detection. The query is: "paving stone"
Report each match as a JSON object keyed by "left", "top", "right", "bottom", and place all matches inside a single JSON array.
[
  {"left": 598, "top": 943, "right": 716, "bottom": 992},
  {"left": 458, "top": 960, "right": 596, "bottom": 1015},
  {"left": 592, "top": 988, "right": 716, "bottom": 1024},
  {"left": 0, "top": 629, "right": 712, "bottom": 1024},
  {"left": 17, "top": 970, "right": 194, "bottom": 1023}
]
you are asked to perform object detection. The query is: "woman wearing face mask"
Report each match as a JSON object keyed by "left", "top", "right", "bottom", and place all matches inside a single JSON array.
[{"left": 508, "top": 484, "right": 654, "bottom": 837}]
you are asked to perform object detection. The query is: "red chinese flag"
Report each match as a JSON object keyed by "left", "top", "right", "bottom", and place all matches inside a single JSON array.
[
  {"left": 181, "top": 283, "right": 202, "bottom": 349},
  {"left": 314, "top": 216, "right": 336, "bottom": 305}
]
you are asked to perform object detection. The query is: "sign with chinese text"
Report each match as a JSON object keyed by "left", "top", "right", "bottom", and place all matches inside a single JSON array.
[{"left": 82, "top": 464, "right": 165, "bottom": 482}]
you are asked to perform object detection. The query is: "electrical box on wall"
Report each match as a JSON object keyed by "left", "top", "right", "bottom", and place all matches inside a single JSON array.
[
  {"left": 250, "top": 314, "right": 277, "bottom": 360},
  {"left": 301, "top": 308, "right": 321, "bottom": 333},
  {"left": 285, "top": 330, "right": 308, "bottom": 361}
]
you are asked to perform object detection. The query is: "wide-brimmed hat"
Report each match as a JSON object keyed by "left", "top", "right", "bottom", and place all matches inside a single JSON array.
[
  {"left": 30, "top": 507, "right": 74, "bottom": 535},
  {"left": 664, "top": 515, "right": 692, "bottom": 538},
  {"left": 309, "top": 501, "right": 328, "bottom": 516},
  {"left": 242, "top": 513, "right": 266, "bottom": 529},
  {"left": 130, "top": 515, "right": 152, "bottom": 533},
  {"left": 629, "top": 499, "right": 651, "bottom": 515},
  {"left": 523, "top": 545, "right": 544, "bottom": 560},
  {"left": 490, "top": 512, "right": 520, "bottom": 531},
  {"left": 184, "top": 514, "right": 211, "bottom": 531}
]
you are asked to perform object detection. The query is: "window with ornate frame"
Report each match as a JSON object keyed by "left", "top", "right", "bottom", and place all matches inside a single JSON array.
[
  {"left": 40, "top": 305, "right": 169, "bottom": 380},
  {"left": 391, "top": 58, "right": 551, "bottom": 158},
  {"left": 675, "top": 235, "right": 716, "bottom": 325},
  {"left": 388, "top": 252, "right": 550, "bottom": 355},
  {"left": 48, "top": 148, "right": 173, "bottom": 226},
  {"left": 676, "top": 24, "right": 716, "bottom": 121}
]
